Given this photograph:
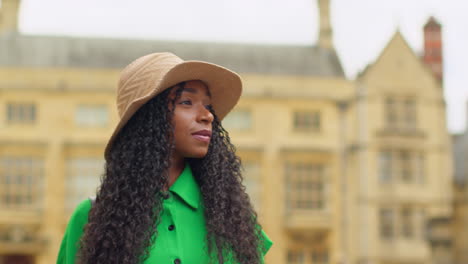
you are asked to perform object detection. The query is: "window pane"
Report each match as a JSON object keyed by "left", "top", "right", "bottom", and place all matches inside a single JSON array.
[
  {"left": 293, "top": 111, "right": 320, "bottom": 131},
  {"left": 66, "top": 158, "right": 104, "bottom": 211},
  {"left": 418, "top": 209, "right": 427, "bottom": 239},
  {"left": 385, "top": 97, "right": 397, "bottom": 126},
  {"left": 380, "top": 208, "right": 394, "bottom": 239},
  {"left": 312, "top": 250, "right": 329, "bottom": 264},
  {"left": 30, "top": 104, "right": 37, "bottom": 122},
  {"left": 6, "top": 103, "right": 37, "bottom": 124},
  {"left": 75, "top": 105, "right": 109, "bottom": 127},
  {"left": 399, "top": 150, "right": 412, "bottom": 182},
  {"left": 385, "top": 97, "right": 418, "bottom": 129},
  {"left": 380, "top": 149, "right": 423, "bottom": 184},
  {"left": 379, "top": 151, "right": 392, "bottom": 183},
  {"left": 285, "top": 162, "right": 326, "bottom": 211},
  {"left": 401, "top": 207, "right": 414, "bottom": 238},
  {"left": 7, "top": 104, "right": 13, "bottom": 121},
  {"left": 0, "top": 156, "right": 44, "bottom": 209},
  {"left": 287, "top": 251, "right": 305, "bottom": 264},
  {"left": 415, "top": 153, "right": 425, "bottom": 184},
  {"left": 222, "top": 110, "right": 252, "bottom": 131},
  {"left": 404, "top": 99, "right": 417, "bottom": 127},
  {"left": 243, "top": 161, "right": 262, "bottom": 210}
]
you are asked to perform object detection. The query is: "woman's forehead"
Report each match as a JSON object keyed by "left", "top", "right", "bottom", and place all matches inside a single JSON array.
[{"left": 181, "top": 80, "right": 211, "bottom": 97}]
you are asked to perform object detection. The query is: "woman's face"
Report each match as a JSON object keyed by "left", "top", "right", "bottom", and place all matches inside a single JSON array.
[{"left": 170, "top": 80, "right": 214, "bottom": 159}]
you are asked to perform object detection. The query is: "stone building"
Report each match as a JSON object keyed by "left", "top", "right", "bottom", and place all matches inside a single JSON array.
[
  {"left": 346, "top": 16, "right": 453, "bottom": 264},
  {"left": 0, "top": 0, "right": 453, "bottom": 263}
]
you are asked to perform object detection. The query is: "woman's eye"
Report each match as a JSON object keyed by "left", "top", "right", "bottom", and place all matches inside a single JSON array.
[
  {"left": 180, "top": 100, "right": 192, "bottom": 105},
  {"left": 205, "top": 105, "right": 213, "bottom": 111}
]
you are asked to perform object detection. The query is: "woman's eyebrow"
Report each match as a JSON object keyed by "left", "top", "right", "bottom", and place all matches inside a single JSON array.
[
  {"left": 182, "top": 87, "right": 211, "bottom": 97},
  {"left": 182, "top": 87, "right": 197, "bottom": 94}
]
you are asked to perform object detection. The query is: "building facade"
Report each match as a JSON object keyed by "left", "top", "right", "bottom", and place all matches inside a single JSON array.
[
  {"left": 451, "top": 104, "right": 468, "bottom": 264},
  {"left": 348, "top": 26, "right": 452, "bottom": 264},
  {"left": 0, "top": 1, "right": 454, "bottom": 264}
]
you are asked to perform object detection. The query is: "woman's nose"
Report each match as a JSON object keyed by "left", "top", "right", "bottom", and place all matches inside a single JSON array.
[{"left": 198, "top": 105, "right": 214, "bottom": 123}]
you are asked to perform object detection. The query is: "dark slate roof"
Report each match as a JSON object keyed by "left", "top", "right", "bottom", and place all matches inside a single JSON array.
[{"left": 0, "top": 33, "right": 344, "bottom": 77}]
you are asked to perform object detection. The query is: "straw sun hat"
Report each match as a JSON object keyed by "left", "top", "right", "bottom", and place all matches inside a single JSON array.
[{"left": 104, "top": 52, "right": 242, "bottom": 159}]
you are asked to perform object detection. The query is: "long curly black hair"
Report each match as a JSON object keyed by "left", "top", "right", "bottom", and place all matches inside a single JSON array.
[{"left": 77, "top": 83, "right": 263, "bottom": 264}]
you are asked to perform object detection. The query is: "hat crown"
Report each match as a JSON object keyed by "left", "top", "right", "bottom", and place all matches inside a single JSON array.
[{"left": 116, "top": 52, "right": 183, "bottom": 118}]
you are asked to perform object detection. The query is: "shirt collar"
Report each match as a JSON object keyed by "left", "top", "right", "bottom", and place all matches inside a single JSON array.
[{"left": 169, "top": 162, "right": 201, "bottom": 210}]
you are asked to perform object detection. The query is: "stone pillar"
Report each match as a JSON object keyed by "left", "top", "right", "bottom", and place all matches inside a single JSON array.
[{"left": 37, "top": 139, "right": 65, "bottom": 264}]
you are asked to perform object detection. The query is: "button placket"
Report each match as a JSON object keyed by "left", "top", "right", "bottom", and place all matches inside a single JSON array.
[
  {"left": 170, "top": 193, "right": 184, "bottom": 263},
  {"left": 161, "top": 197, "right": 179, "bottom": 262}
]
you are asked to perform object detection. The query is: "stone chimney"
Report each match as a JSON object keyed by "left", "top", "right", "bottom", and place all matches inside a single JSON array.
[
  {"left": 0, "top": 0, "right": 21, "bottom": 34},
  {"left": 423, "top": 16, "right": 443, "bottom": 82},
  {"left": 318, "top": 0, "right": 333, "bottom": 49}
]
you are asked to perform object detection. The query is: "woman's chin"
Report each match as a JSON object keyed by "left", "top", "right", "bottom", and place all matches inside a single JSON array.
[{"left": 186, "top": 149, "right": 209, "bottom": 159}]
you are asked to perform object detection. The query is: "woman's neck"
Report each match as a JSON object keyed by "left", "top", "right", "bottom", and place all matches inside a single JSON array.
[{"left": 166, "top": 155, "right": 185, "bottom": 189}]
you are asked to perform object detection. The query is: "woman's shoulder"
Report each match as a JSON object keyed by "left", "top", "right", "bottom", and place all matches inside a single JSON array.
[
  {"left": 56, "top": 199, "right": 93, "bottom": 264},
  {"left": 72, "top": 198, "right": 93, "bottom": 216},
  {"left": 68, "top": 198, "right": 93, "bottom": 230}
]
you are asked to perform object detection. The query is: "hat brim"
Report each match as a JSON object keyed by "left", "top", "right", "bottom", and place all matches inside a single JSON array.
[{"left": 104, "top": 60, "right": 242, "bottom": 159}]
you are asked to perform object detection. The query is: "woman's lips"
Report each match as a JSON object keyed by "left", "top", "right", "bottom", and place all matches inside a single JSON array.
[
  {"left": 192, "top": 129, "right": 212, "bottom": 143},
  {"left": 192, "top": 134, "right": 211, "bottom": 143}
]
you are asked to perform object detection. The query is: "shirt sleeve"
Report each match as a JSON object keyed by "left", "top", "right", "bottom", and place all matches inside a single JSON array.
[{"left": 56, "top": 199, "right": 92, "bottom": 264}]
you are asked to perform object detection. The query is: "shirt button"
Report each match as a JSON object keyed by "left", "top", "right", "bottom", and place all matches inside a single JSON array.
[
  {"left": 174, "top": 258, "right": 181, "bottom": 264},
  {"left": 168, "top": 225, "right": 175, "bottom": 231}
]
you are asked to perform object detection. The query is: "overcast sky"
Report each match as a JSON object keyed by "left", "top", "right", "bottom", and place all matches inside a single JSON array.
[{"left": 10, "top": 0, "right": 468, "bottom": 133}]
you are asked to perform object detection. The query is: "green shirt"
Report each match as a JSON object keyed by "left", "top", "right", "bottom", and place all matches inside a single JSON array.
[{"left": 57, "top": 163, "right": 273, "bottom": 263}]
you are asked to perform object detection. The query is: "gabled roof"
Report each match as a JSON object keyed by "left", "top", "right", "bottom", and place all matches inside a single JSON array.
[
  {"left": 0, "top": 33, "right": 345, "bottom": 77},
  {"left": 357, "top": 30, "right": 437, "bottom": 83}
]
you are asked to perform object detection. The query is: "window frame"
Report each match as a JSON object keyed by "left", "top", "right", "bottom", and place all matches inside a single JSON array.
[
  {"left": 401, "top": 207, "right": 414, "bottom": 238},
  {"left": 285, "top": 161, "right": 327, "bottom": 211},
  {"left": 242, "top": 160, "right": 262, "bottom": 211},
  {"left": 383, "top": 95, "right": 418, "bottom": 130},
  {"left": 6, "top": 102, "right": 37, "bottom": 124},
  {"left": 379, "top": 207, "right": 395, "bottom": 240},
  {"left": 0, "top": 156, "right": 44, "bottom": 210},
  {"left": 65, "top": 157, "right": 105, "bottom": 212},
  {"left": 221, "top": 108, "right": 253, "bottom": 132},
  {"left": 378, "top": 149, "right": 426, "bottom": 185},
  {"left": 75, "top": 104, "right": 109, "bottom": 127},
  {"left": 292, "top": 110, "right": 321, "bottom": 132}
]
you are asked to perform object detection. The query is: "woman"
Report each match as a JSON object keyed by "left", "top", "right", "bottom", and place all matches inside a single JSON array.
[{"left": 57, "top": 52, "right": 273, "bottom": 264}]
